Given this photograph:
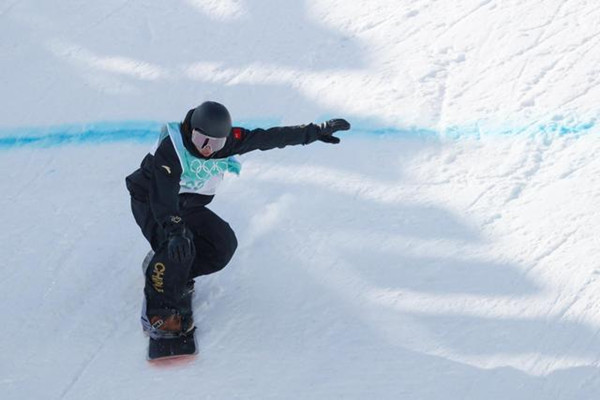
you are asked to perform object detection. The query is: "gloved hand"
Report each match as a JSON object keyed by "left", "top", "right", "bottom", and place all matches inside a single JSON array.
[
  {"left": 318, "top": 119, "right": 351, "bottom": 144},
  {"left": 163, "top": 216, "right": 195, "bottom": 264}
]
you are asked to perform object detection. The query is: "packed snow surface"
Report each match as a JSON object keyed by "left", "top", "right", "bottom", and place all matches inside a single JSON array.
[{"left": 2, "top": 1, "right": 600, "bottom": 399}]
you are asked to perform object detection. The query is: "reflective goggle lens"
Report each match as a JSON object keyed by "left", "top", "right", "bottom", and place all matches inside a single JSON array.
[{"left": 191, "top": 129, "right": 227, "bottom": 153}]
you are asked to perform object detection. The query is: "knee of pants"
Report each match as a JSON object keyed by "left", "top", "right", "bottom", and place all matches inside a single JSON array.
[
  {"left": 190, "top": 227, "right": 238, "bottom": 277},
  {"left": 211, "top": 228, "right": 238, "bottom": 273}
]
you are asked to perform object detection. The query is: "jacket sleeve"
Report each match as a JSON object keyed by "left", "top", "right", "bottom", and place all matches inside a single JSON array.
[
  {"left": 148, "top": 136, "right": 183, "bottom": 226},
  {"left": 216, "top": 123, "right": 322, "bottom": 156}
]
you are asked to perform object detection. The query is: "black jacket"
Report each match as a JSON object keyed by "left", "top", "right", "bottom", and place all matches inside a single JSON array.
[{"left": 126, "top": 115, "right": 322, "bottom": 227}]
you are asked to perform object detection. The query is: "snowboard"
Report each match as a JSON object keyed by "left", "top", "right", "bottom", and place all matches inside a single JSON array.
[{"left": 147, "top": 329, "right": 198, "bottom": 361}]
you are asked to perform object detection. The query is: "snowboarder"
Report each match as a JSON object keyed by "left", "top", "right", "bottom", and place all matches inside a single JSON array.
[{"left": 125, "top": 101, "right": 350, "bottom": 352}]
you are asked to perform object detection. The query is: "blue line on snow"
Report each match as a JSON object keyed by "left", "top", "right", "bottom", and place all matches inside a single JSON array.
[
  {"left": 0, "top": 121, "right": 163, "bottom": 149},
  {"left": 0, "top": 120, "right": 283, "bottom": 149},
  {"left": 0, "top": 118, "right": 597, "bottom": 149}
]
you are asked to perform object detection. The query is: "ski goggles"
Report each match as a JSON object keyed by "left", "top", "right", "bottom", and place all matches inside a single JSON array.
[{"left": 191, "top": 129, "right": 227, "bottom": 153}]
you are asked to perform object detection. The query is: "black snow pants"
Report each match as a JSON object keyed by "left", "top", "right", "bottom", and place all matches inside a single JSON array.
[{"left": 130, "top": 194, "right": 238, "bottom": 311}]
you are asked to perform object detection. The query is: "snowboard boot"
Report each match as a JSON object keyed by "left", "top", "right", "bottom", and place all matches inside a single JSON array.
[
  {"left": 141, "top": 303, "right": 195, "bottom": 339},
  {"left": 141, "top": 282, "right": 195, "bottom": 339}
]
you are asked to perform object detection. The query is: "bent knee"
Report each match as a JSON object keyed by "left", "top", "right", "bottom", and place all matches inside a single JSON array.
[{"left": 212, "top": 228, "right": 238, "bottom": 272}]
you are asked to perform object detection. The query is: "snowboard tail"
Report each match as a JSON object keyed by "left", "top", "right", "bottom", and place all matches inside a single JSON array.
[{"left": 148, "top": 329, "right": 197, "bottom": 361}]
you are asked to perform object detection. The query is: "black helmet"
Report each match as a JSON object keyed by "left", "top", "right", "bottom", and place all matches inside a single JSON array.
[{"left": 190, "top": 101, "right": 232, "bottom": 138}]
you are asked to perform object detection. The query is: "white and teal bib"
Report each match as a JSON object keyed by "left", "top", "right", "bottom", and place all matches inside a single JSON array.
[{"left": 154, "top": 123, "right": 241, "bottom": 195}]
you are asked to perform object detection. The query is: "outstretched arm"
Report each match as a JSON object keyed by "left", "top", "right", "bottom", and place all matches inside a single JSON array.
[{"left": 215, "top": 119, "right": 351, "bottom": 157}]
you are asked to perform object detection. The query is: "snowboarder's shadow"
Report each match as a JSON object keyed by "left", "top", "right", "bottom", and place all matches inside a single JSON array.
[
  {"left": 226, "top": 151, "right": 600, "bottom": 396},
  {"left": 298, "top": 174, "right": 600, "bottom": 366}
]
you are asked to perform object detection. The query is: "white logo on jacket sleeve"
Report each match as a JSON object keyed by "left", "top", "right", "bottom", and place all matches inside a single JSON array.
[{"left": 161, "top": 165, "right": 172, "bottom": 174}]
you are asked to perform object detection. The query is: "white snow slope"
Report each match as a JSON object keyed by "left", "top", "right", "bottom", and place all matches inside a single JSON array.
[{"left": 2, "top": 1, "right": 600, "bottom": 399}]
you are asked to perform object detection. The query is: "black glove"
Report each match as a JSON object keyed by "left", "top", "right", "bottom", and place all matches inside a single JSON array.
[
  {"left": 318, "top": 119, "right": 351, "bottom": 144},
  {"left": 163, "top": 216, "right": 195, "bottom": 264}
]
